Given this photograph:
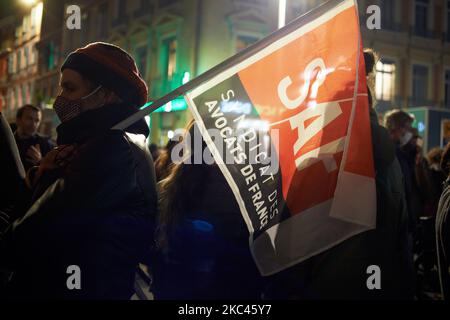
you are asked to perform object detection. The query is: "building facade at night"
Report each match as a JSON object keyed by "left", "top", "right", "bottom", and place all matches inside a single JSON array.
[
  {"left": 33, "top": 0, "right": 65, "bottom": 136},
  {"left": 2, "top": 0, "right": 450, "bottom": 147},
  {"left": 360, "top": 0, "right": 450, "bottom": 112},
  {"left": 0, "top": 15, "right": 16, "bottom": 114},
  {"left": 2, "top": 1, "right": 43, "bottom": 122}
]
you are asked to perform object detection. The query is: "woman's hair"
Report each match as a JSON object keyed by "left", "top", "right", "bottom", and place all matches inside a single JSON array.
[
  {"left": 363, "top": 48, "right": 376, "bottom": 75},
  {"left": 154, "top": 137, "right": 184, "bottom": 182},
  {"left": 154, "top": 150, "right": 173, "bottom": 182},
  {"left": 156, "top": 120, "right": 211, "bottom": 250},
  {"left": 384, "top": 109, "right": 415, "bottom": 131}
]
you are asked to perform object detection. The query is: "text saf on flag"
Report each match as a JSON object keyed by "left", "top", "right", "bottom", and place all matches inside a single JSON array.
[{"left": 185, "top": 0, "right": 376, "bottom": 276}]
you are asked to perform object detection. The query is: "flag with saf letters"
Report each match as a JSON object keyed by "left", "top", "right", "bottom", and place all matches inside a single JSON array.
[{"left": 185, "top": 0, "right": 376, "bottom": 276}]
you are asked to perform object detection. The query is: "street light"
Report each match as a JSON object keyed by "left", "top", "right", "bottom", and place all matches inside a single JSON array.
[{"left": 278, "top": 0, "right": 287, "bottom": 29}]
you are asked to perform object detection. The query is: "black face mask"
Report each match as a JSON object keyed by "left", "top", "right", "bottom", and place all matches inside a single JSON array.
[{"left": 53, "top": 86, "right": 102, "bottom": 123}]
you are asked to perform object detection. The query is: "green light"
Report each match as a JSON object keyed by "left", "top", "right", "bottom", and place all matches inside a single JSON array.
[
  {"left": 171, "top": 98, "right": 188, "bottom": 110},
  {"left": 140, "top": 101, "right": 153, "bottom": 110},
  {"left": 182, "top": 71, "right": 190, "bottom": 85},
  {"left": 141, "top": 98, "right": 188, "bottom": 113}
]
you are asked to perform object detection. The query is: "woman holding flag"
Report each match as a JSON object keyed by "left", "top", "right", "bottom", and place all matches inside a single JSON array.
[{"left": 1, "top": 42, "right": 158, "bottom": 300}]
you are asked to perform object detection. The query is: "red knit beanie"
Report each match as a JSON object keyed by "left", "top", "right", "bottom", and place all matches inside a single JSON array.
[{"left": 61, "top": 42, "right": 148, "bottom": 108}]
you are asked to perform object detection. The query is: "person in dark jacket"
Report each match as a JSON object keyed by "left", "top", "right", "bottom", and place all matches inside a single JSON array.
[
  {"left": 384, "top": 110, "right": 423, "bottom": 234},
  {"left": 13, "top": 104, "right": 55, "bottom": 173},
  {"left": 1, "top": 42, "right": 158, "bottom": 300},
  {"left": 153, "top": 121, "right": 265, "bottom": 299},
  {"left": 384, "top": 110, "right": 435, "bottom": 297}
]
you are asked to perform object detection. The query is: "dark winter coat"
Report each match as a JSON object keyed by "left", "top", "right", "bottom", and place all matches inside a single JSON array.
[{"left": 1, "top": 103, "right": 158, "bottom": 300}]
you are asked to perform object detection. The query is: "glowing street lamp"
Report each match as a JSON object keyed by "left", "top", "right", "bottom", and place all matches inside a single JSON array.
[{"left": 278, "top": 0, "right": 287, "bottom": 29}]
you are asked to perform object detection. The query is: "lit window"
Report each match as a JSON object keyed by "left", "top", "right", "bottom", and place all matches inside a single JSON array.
[
  {"left": 24, "top": 46, "right": 29, "bottom": 68},
  {"left": 17, "top": 50, "right": 21, "bottom": 71},
  {"left": 375, "top": 59, "right": 396, "bottom": 101},
  {"left": 8, "top": 55, "right": 13, "bottom": 74}
]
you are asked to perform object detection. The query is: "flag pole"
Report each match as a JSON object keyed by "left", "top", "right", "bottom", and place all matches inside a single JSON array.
[{"left": 112, "top": 0, "right": 347, "bottom": 131}]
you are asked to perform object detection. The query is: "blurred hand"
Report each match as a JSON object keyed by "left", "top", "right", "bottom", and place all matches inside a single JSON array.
[
  {"left": 39, "top": 145, "right": 76, "bottom": 172},
  {"left": 26, "top": 144, "right": 42, "bottom": 165}
]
